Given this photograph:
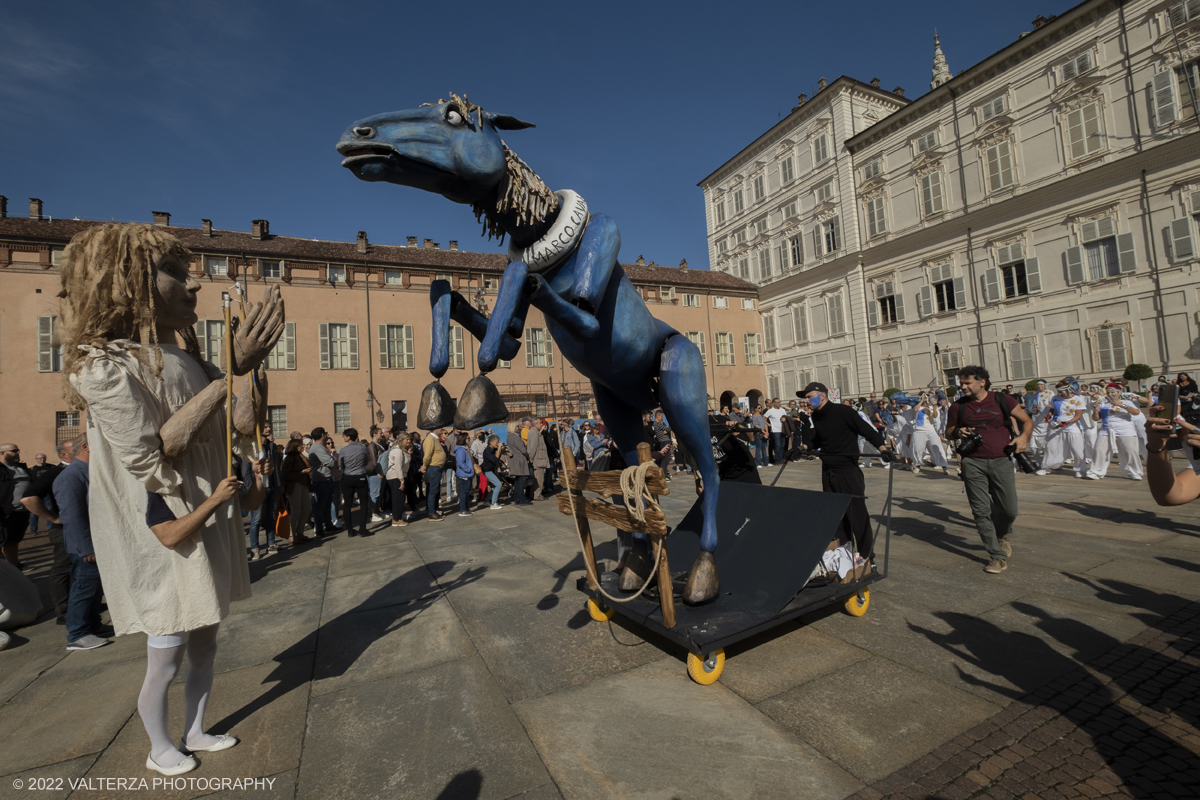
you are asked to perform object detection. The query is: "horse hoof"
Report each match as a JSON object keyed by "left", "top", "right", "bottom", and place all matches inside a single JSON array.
[
  {"left": 618, "top": 539, "right": 654, "bottom": 592},
  {"left": 683, "top": 551, "right": 719, "bottom": 605},
  {"left": 454, "top": 375, "right": 509, "bottom": 429},
  {"left": 417, "top": 381, "right": 456, "bottom": 430}
]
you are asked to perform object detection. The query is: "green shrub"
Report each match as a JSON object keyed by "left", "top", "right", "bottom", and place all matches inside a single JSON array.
[
  {"left": 1024, "top": 379, "right": 1042, "bottom": 391},
  {"left": 1123, "top": 364, "right": 1154, "bottom": 385},
  {"left": 882, "top": 387, "right": 901, "bottom": 398}
]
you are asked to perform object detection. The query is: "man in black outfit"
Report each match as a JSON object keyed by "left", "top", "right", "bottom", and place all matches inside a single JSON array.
[{"left": 799, "top": 382, "right": 890, "bottom": 558}]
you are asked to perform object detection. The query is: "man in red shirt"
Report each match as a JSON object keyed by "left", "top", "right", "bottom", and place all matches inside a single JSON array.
[{"left": 945, "top": 365, "right": 1033, "bottom": 574}]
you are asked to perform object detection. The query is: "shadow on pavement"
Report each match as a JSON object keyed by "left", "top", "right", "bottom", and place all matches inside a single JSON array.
[
  {"left": 1052, "top": 502, "right": 1200, "bottom": 536},
  {"left": 435, "top": 768, "right": 482, "bottom": 799},
  {"left": 909, "top": 575, "right": 1200, "bottom": 797},
  {"left": 209, "top": 560, "right": 485, "bottom": 734}
]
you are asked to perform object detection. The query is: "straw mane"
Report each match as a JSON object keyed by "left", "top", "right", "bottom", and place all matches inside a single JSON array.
[
  {"left": 56, "top": 223, "right": 208, "bottom": 411},
  {"left": 423, "top": 92, "right": 558, "bottom": 243}
]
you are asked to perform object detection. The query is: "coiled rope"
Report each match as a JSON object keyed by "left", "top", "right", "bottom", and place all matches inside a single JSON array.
[{"left": 564, "top": 461, "right": 664, "bottom": 604}]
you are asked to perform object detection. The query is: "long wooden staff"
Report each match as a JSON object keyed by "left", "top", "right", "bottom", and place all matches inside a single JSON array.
[
  {"left": 223, "top": 293, "right": 234, "bottom": 479},
  {"left": 234, "top": 282, "right": 266, "bottom": 460}
]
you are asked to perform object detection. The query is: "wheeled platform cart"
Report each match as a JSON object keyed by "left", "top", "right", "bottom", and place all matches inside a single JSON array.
[{"left": 560, "top": 444, "right": 893, "bottom": 684}]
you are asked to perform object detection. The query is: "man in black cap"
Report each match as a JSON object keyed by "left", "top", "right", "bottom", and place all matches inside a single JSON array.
[{"left": 799, "top": 382, "right": 890, "bottom": 558}]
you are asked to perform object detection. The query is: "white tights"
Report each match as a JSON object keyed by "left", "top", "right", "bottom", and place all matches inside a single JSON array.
[{"left": 137, "top": 624, "right": 221, "bottom": 768}]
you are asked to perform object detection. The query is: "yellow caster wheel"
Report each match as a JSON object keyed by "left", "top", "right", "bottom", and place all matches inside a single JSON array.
[
  {"left": 687, "top": 649, "right": 725, "bottom": 685},
  {"left": 845, "top": 588, "right": 870, "bottom": 616},
  {"left": 586, "top": 599, "right": 615, "bottom": 622}
]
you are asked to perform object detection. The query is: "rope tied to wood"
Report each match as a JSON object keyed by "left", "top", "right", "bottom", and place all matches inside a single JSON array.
[{"left": 563, "top": 460, "right": 664, "bottom": 604}]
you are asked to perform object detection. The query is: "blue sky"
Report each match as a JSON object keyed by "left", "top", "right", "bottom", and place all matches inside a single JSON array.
[{"left": 1, "top": 0, "right": 1060, "bottom": 268}]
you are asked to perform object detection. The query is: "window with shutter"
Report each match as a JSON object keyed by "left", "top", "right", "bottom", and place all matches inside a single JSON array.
[
  {"left": 716, "top": 332, "right": 735, "bottom": 365},
  {"left": 1080, "top": 218, "right": 1121, "bottom": 279},
  {"left": 882, "top": 358, "right": 903, "bottom": 390},
  {"left": 1008, "top": 340, "right": 1038, "bottom": 381},
  {"left": 815, "top": 182, "right": 832, "bottom": 203},
  {"left": 824, "top": 218, "right": 840, "bottom": 254},
  {"left": 930, "top": 266, "right": 960, "bottom": 312},
  {"left": 733, "top": 190, "right": 744, "bottom": 214},
  {"left": 921, "top": 171, "right": 944, "bottom": 216},
  {"left": 754, "top": 174, "right": 766, "bottom": 201},
  {"left": 715, "top": 199, "right": 726, "bottom": 225},
  {"left": 683, "top": 293, "right": 700, "bottom": 307},
  {"left": 916, "top": 131, "right": 938, "bottom": 153},
  {"left": 980, "top": 96, "right": 1007, "bottom": 121},
  {"left": 1061, "top": 51, "right": 1092, "bottom": 81},
  {"left": 37, "top": 316, "right": 61, "bottom": 372},
  {"left": 261, "top": 260, "right": 282, "bottom": 279},
  {"left": 828, "top": 293, "right": 846, "bottom": 335},
  {"left": 866, "top": 196, "right": 887, "bottom": 237},
  {"left": 268, "top": 406, "right": 287, "bottom": 434},
  {"left": 267, "top": 321, "right": 296, "bottom": 370},
  {"left": 204, "top": 256, "right": 227, "bottom": 276},
  {"left": 874, "top": 280, "right": 899, "bottom": 324},
  {"left": 832, "top": 365, "right": 851, "bottom": 393},
  {"left": 995, "top": 244, "right": 1036, "bottom": 299},
  {"left": 327, "top": 323, "right": 353, "bottom": 369},
  {"left": 738, "top": 258, "right": 749, "bottom": 280},
  {"left": 813, "top": 135, "right": 828, "bottom": 164},
  {"left": 381, "top": 324, "right": 415, "bottom": 369},
  {"left": 1094, "top": 327, "right": 1130, "bottom": 372},
  {"left": 742, "top": 298, "right": 756, "bottom": 311},
  {"left": 448, "top": 326, "right": 464, "bottom": 368},
  {"left": 713, "top": 296, "right": 728, "bottom": 309},
  {"left": 686, "top": 332, "right": 707, "bottom": 365},
  {"left": 781, "top": 157, "right": 794, "bottom": 184},
  {"left": 792, "top": 304, "right": 808, "bottom": 344},
  {"left": 1170, "top": 217, "right": 1195, "bottom": 262},
  {"left": 333, "top": 402, "right": 351, "bottom": 433},
  {"left": 863, "top": 159, "right": 881, "bottom": 180},
  {"left": 982, "top": 268, "right": 1001, "bottom": 303},
  {"left": 789, "top": 234, "right": 804, "bottom": 268},
  {"left": 1066, "top": 102, "right": 1104, "bottom": 159},
  {"left": 1152, "top": 70, "right": 1178, "bottom": 127},
  {"left": 318, "top": 322, "right": 330, "bottom": 370},
  {"left": 763, "top": 315, "right": 777, "bottom": 350},
  {"left": 758, "top": 249, "right": 772, "bottom": 280},
  {"left": 985, "top": 141, "right": 1014, "bottom": 191},
  {"left": 201, "top": 319, "right": 225, "bottom": 369},
  {"left": 768, "top": 374, "right": 781, "bottom": 399},
  {"left": 744, "top": 333, "right": 763, "bottom": 365}
]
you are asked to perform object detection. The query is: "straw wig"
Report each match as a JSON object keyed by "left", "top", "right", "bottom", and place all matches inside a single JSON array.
[{"left": 56, "top": 223, "right": 208, "bottom": 410}]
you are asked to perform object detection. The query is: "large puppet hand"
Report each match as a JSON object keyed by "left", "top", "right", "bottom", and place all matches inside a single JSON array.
[
  {"left": 231, "top": 286, "right": 285, "bottom": 376},
  {"left": 234, "top": 367, "right": 268, "bottom": 436}
]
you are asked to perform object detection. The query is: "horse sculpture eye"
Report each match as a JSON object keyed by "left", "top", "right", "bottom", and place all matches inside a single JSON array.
[{"left": 446, "top": 110, "right": 463, "bottom": 126}]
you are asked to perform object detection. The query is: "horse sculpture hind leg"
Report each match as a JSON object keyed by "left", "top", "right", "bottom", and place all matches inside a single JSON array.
[{"left": 656, "top": 329, "right": 721, "bottom": 602}]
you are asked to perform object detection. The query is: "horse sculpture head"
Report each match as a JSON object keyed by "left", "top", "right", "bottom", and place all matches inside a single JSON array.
[{"left": 336, "top": 94, "right": 535, "bottom": 207}]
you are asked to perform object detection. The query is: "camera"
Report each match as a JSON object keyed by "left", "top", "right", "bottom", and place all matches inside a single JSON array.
[
  {"left": 1005, "top": 443, "right": 1041, "bottom": 474},
  {"left": 955, "top": 430, "right": 984, "bottom": 456}
]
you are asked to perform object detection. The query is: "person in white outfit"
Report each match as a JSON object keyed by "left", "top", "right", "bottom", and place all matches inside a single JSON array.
[
  {"left": 1082, "top": 383, "right": 1104, "bottom": 469},
  {"left": 1028, "top": 381, "right": 1054, "bottom": 460},
  {"left": 1087, "top": 384, "right": 1144, "bottom": 480},
  {"left": 905, "top": 394, "right": 949, "bottom": 474},
  {"left": 1043, "top": 380, "right": 1088, "bottom": 477}
]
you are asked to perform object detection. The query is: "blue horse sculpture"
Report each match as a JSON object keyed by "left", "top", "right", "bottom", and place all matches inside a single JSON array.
[{"left": 336, "top": 95, "right": 721, "bottom": 603}]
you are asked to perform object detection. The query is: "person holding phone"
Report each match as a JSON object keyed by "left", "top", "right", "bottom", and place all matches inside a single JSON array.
[{"left": 1145, "top": 384, "right": 1200, "bottom": 504}]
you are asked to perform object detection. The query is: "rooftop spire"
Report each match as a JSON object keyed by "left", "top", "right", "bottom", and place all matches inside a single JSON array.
[{"left": 931, "top": 30, "right": 952, "bottom": 90}]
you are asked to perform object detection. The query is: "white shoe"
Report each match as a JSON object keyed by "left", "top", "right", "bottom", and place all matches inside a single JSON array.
[
  {"left": 181, "top": 734, "right": 239, "bottom": 754},
  {"left": 911, "top": 467, "right": 921, "bottom": 475},
  {"left": 147, "top": 753, "right": 199, "bottom": 776},
  {"left": 490, "top": 504, "right": 502, "bottom": 510},
  {"left": 1034, "top": 469, "right": 1047, "bottom": 476},
  {"left": 371, "top": 514, "right": 385, "bottom": 522}
]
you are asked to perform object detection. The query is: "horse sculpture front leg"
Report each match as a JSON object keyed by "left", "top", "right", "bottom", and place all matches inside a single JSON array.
[{"left": 418, "top": 279, "right": 524, "bottom": 431}]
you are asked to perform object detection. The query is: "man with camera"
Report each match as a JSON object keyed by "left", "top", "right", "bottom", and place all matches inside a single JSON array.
[{"left": 945, "top": 365, "right": 1034, "bottom": 575}]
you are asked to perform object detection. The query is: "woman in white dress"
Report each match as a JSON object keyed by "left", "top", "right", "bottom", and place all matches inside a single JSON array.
[{"left": 58, "top": 224, "right": 284, "bottom": 776}]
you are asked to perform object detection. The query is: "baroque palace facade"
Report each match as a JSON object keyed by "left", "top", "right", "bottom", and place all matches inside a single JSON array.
[
  {"left": 701, "top": 0, "right": 1200, "bottom": 398},
  {"left": 0, "top": 206, "right": 763, "bottom": 449}
]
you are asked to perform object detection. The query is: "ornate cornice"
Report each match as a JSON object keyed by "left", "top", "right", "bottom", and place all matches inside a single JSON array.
[
  {"left": 1050, "top": 75, "right": 1106, "bottom": 108},
  {"left": 911, "top": 152, "right": 944, "bottom": 177}
]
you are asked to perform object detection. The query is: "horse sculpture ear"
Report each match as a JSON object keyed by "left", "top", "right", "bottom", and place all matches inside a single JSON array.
[{"left": 485, "top": 111, "right": 536, "bottom": 130}]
